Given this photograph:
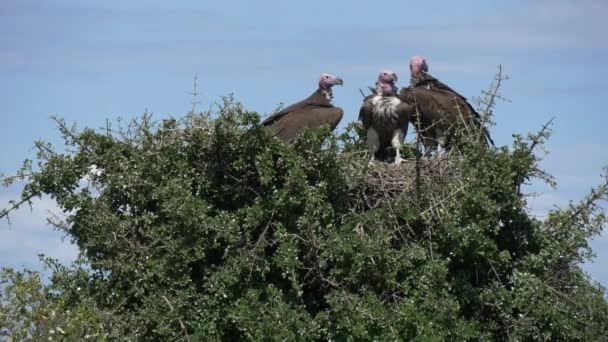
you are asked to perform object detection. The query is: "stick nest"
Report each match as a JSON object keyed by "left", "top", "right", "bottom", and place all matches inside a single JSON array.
[{"left": 350, "top": 157, "right": 461, "bottom": 210}]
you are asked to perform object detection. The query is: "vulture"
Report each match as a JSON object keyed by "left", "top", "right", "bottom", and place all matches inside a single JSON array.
[
  {"left": 399, "top": 86, "right": 462, "bottom": 156},
  {"left": 359, "top": 70, "right": 413, "bottom": 164},
  {"left": 262, "top": 73, "right": 344, "bottom": 144},
  {"left": 404, "top": 56, "right": 494, "bottom": 155}
]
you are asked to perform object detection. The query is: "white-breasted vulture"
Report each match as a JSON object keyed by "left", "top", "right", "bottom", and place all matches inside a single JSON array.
[
  {"left": 262, "top": 73, "right": 344, "bottom": 144},
  {"left": 402, "top": 56, "right": 494, "bottom": 155},
  {"left": 359, "top": 70, "right": 413, "bottom": 164}
]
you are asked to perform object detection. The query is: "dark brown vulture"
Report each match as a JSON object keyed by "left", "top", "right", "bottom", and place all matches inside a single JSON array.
[
  {"left": 405, "top": 55, "right": 494, "bottom": 154},
  {"left": 359, "top": 70, "right": 413, "bottom": 164},
  {"left": 262, "top": 73, "right": 344, "bottom": 144},
  {"left": 399, "top": 86, "right": 459, "bottom": 156}
]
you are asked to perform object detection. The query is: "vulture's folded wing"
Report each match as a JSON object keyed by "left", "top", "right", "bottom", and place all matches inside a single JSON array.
[
  {"left": 262, "top": 98, "right": 311, "bottom": 126},
  {"left": 358, "top": 96, "right": 375, "bottom": 130},
  {"left": 416, "top": 73, "right": 484, "bottom": 121},
  {"left": 408, "top": 87, "right": 494, "bottom": 146},
  {"left": 268, "top": 105, "right": 343, "bottom": 144},
  {"left": 262, "top": 89, "right": 333, "bottom": 127}
]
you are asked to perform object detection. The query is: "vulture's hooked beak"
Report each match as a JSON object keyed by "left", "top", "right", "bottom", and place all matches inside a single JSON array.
[
  {"left": 391, "top": 73, "right": 398, "bottom": 83},
  {"left": 334, "top": 77, "right": 344, "bottom": 86}
]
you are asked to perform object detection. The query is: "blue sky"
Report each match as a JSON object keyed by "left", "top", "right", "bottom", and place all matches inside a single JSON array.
[{"left": 1, "top": 0, "right": 607, "bottom": 287}]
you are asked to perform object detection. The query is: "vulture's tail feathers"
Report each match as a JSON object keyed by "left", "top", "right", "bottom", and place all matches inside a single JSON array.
[
  {"left": 483, "top": 127, "right": 495, "bottom": 146},
  {"left": 472, "top": 115, "right": 495, "bottom": 147}
]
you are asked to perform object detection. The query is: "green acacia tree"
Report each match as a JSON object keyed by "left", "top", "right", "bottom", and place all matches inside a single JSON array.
[{"left": 1, "top": 72, "right": 608, "bottom": 341}]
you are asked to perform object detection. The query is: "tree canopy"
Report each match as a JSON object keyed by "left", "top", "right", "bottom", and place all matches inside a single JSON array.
[{"left": 2, "top": 75, "right": 608, "bottom": 341}]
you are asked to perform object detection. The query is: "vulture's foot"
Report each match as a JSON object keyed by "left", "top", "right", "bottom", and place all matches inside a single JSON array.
[
  {"left": 393, "top": 148, "right": 404, "bottom": 165},
  {"left": 367, "top": 152, "right": 376, "bottom": 166},
  {"left": 422, "top": 149, "right": 432, "bottom": 159}
]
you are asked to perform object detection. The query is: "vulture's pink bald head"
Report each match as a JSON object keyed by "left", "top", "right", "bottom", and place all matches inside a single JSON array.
[
  {"left": 376, "top": 70, "right": 398, "bottom": 96},
  {"left": 409, "top": 55, "right": 428, "bottom": 76},
  {"left": 318, "top": 73, "right": 344, "bottom": 90},
  {"left": 378, "top": 70, "right": 398, "bottom": 83}
]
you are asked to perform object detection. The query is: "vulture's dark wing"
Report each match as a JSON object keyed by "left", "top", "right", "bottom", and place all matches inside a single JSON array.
[
  {"left": 267, "top": 105, "right": 344, "bottom": 143},
  {"left": 415, "top": 73, "right": 480, "bottom": 117},
  {"left": 396, "top": 101, "right": 415, "bottom": 129},
  {"left": 358, "top": 95, "right": 376, "bottom": 131},
  {"left": 433, "top": 82, "right": 483, "bottom": 122},
  {"left": 262, "top": 98, "right": 313, "bottom": 127},
  {"left": 400, "top": 87, "right": 449, "bottom": 127},
  {"left": 413, "top": 73, "right": 494, "bottom": 146},
  {"left": 401, "top": 86, "right": 494, "bottom": 146},
  {"left": 262, "top": 89, "right": 332, "bottom": 125},
  {"left": 413, "top": 72, "right": 457, "bottom": 93},
  {"left": 430, "top": 90, "right": 494, "bottom": 145},
  {"left": 415, "top": 72, "right": 475, "bottom": 107}
]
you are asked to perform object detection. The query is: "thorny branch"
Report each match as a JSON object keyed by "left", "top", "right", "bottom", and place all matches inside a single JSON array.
[
  {"left": 567, "top": 171, "right": 608, "bottom": 226},
  {"left": 161, "top": 295, "right": 192, "bottom": 342},
  {"left": 528, "top": 117, "right": 555, "bottom": 155},
  {"left": 0, "top": 173, "right": 33, "bottom": 184},
  {"left": 0, "top": 194, "right": 38, "bottom": 222},
  {"left": 51, "top": 116, "right": 94, "bottom": 154},
  {"left": 189, "top": 74, "right": 201, "bottom": 115},
  {"left": 517, "top": 118, "right": 555, "bottom": 195},
  {"left": 479, "top": 64, "right": 510, "bottom": 119},
  {"left": 247, "top": 211, "right": 276, "bottom": 281}
]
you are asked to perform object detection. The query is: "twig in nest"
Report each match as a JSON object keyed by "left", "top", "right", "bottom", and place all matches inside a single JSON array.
[{"left": 161, "top": 295, "right": 191, "bottom": 342}]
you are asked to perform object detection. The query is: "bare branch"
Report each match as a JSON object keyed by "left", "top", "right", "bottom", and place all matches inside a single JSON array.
[
  {"left": 0, "top": 193, "right": 38, "bottom": 222},
  {"left": 50, "top": 116, "right": 94, "bottom": 154},
  {"left": 517, "top": 118, "right": 555, "bottom": 195},
  {"left": 0, "top": 173, "right": 33, "bottom": 184},
  {"left": 189, "top": 73, "right": 201, "bottom": 115},
  {"left": 161, "top": 295, "right": 191, "bottom": 342},
  {"left": 479, "top": 65, "right": 510, "bottom": 119},
  {"left": 528, "top": 117, "right": 555, "bottom": 154}
]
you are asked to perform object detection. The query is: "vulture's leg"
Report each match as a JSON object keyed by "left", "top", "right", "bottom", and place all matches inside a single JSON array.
[
  {"left": 391, "top": 128, "right": 405, "bottom": 165},
  {"left": 443, "top": 145, "right": 453, "bottom": 158},
  {"left": 367, "top": 128, "right": 380, "bottom": 165},
  {"left": 421, "top": 139, "right": 432, "bottom": 158},
  {"left": 422, "top": 136, "right": 435, "bottom": 159},
  {"left": 434, "top": 129, "right": 448, "bottom": 159}
]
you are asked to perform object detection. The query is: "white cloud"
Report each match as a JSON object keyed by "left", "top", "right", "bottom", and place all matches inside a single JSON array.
[
  {"left": 597, "top": 231, "right": 608, "bottom": 242},
  {"left": 582, "top": 238, "right": 608, "bottom": 286},
  {"left": 522, "top": 141, "right": 608, "bottom": 244},
  {"left": 0, "top": 193, "right": 78, "bottom": 270},
  {"left": 361, "top": 0, "right": 608, "bottom": 51},
  {"left": 526, "top": 191, "right": 570, "bottom": 220},
  {"left": 3, "top": 1, "right": 605, "bottom": 76}
]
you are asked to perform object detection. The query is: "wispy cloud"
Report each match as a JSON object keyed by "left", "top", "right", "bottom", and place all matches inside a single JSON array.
[
  {"left": 0, "top": 192, "right": 78, "bottom": 270},
  {"left": 1, "top": 0, "right": 607, "bottom": 287},
  {"left": 399, "top": 0, "right": 608, "bottom": 50},
  {"left": 526, "top": 191, "right": 570, "bottom": 220},
  {"left": 582, "top": 239, "right": 608, "bottom": 286},
  {"left": 2, "top": 0, "right": 605, "bottom": 76}
]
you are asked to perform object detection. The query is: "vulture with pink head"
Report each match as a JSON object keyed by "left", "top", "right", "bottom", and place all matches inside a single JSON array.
[
  {"left": 359, "top": 70, "right": 413, "bottom": 164},
  {"left": 401, "top": 56, "right": 494, "bottom": 155},
  {"left": 262, "top": 73, "right": 344, "bottom": 144}
]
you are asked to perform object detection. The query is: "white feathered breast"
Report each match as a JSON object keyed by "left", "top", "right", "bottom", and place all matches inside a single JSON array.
[{"left": 369, "top": 95, "right": 401, "bottom": 131}]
